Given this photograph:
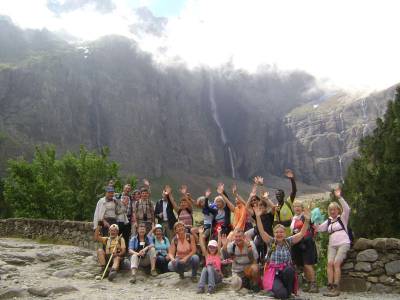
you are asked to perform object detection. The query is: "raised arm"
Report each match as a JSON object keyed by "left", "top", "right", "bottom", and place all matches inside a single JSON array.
[
  {"left": 218, "top": 183, "right": 235, "bottom": 212},
  {"left": 335, "top": 188, "right": 350, "bottom": 224},
  {"left": 232, "top": 183, "right": 246, "bottom": 206},
  {"left": 165, "top": 185, "right": 179, "bottom": 213},
  {"left": 246, "top": 184, "right": 257, "bottom": 216},
  {"left": 143, "top": 178, "right": 151, "bottom": 195},
  {"left": 198, "top": 227, "right": 208, "bottom": 257},
  {"left": 291, "top": 207, "right": 311, "bottom": 244},
  {"left": 94, "top": 222, "right": 103, "bottom": 242},
  {"left": 285, "top": 169, "right": 297, "bottom": 203},
  {"left": 254, "top": 206, "right": 272, "bottom": 243}
]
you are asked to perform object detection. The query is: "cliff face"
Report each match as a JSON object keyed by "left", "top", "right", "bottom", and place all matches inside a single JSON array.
[{"left": 0, "top": 18, "right": 397, "bottom": 186}]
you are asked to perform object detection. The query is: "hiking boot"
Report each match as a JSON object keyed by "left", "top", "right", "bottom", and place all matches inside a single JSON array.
[
  {"left": 108, "top": 269, "right": 117, "bottom": 281},
  {"left": 179, "top": 272, "right": 184, "bottom": 279},
  {"left": 129, "top": 274, "right": 136, "bottom": 284},
  {"left": 207, "top": 286, "right": 215, "bottom": 294},
  {"left": 197, "top": 287, "right": 205, "bottom": 294},
  {"left": 191, "top": 276, "right": 197, "bottom": 283},
  {"left": 324, "top": 285, "right": 340, "bottom": 297},
  {"left": 323, "top": 283, "right": 333, "bottom": 296},
  {"left": 151, "top": 269, "right": 158, "bottom": 277},
  {"left": 308, "top": 282, "right": 319, "bottom": 293},
  {"left": 302, "top": 281, "right": 310, "bottom": 292}
]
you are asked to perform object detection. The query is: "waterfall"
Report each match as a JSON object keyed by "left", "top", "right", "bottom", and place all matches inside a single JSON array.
[
  {"left": 209, "top": 75, "right": 236, "bottom": 178},
  {"left": 339, "top": 112, "right": 345, "bottom": 134},
  {"left": 338, "top": 155, "right": 344, "bottom": 183},
  {"left": 360, "top": 98, "right": 370, "bottom": 137}
]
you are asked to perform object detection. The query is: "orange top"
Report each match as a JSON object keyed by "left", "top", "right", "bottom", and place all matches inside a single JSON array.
[{"left": 233, "top": 204, "right": 248, "bottom": 230}]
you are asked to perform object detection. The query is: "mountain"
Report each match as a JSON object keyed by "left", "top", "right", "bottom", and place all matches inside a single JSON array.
[{"left": 0, "top": 17, "right": 397, "bottom": 190}]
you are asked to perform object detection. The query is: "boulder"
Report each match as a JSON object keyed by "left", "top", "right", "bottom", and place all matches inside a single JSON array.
[
  {"left": 372, "top": 238, "right": 388, "bottom": 250},
  {"left": 367, "top": 276, "right": 379, "bottom": 283},
  {"left": 353, "top": 238, "right": 373, "bottom": 250},
  {"left": 0, "top": 288, "right": 27, "bottom": 299},
  {"left": 387, "top": 238, "right": 400, "bottom": 250},
  {"left": 339, "top": 275, "right": 367, "bottom": 292},
  {"left": 28, "top": 287, "right": 50, "bottom": 297},
  {"left": 357, "top": 249, "right": 379, "bottom": 262},
  {"left": 354, "top": 262, "right": 372, "bottom": 272},
  {"left": 341, "top": 262, "right": 354, "bottom": 270},
  {"left": 370, "top": 283, "right": 393, "bottom": 293},
  {"left": 385, "top": 260, "right": 400, "bottom": 276}
]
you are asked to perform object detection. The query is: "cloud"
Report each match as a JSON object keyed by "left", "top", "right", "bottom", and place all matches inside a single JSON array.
[{"left": 0, "top": 0, "right": 399, "bottom": 91}]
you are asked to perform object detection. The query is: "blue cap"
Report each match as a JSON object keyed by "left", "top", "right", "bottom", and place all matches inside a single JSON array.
[{"left": 105, "top": 186, "right": 115, "bottom": 192}]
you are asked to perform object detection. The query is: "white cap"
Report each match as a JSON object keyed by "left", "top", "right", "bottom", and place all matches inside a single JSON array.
[{"left": 208, "top": 240, "right": 218, "bottom": 248}]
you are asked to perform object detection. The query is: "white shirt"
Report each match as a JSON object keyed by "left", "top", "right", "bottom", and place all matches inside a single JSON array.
[{"left": 162, "top": 200, "right": 168, "bottom": 221}]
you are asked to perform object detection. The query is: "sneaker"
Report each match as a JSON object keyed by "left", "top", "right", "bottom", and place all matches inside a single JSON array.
[
  {"left": 129, "top": 274, "right": 136, "bottom": 284},
  {"left": 197, "top": 287, "right": 205, "bottom": 294},
  {"left": 151, "top": 269, "right": 158, "bottom": 277},
  {"left": 191, "top": 276, "right": 197, "bottom": 283},
  {"left": 308, "top": 282, "right": 319, "bottom": 293},
  {"left": 179, "top": 272, "right": 184, "bottom": 279},
  {"left": 108, "top": 270, "right": 117, "bottom": 281},
  {"left": 302, "top": 281, "right": 310, "bottom": 292},
  {"left": 323, "top": 284, "right": 333, "bottom": 296},
  {"left": 207, "top": 286, "right": 215, "bottom": 294},
  {"left": 324, "top": 285, "right": 340, "bottom": 297}
]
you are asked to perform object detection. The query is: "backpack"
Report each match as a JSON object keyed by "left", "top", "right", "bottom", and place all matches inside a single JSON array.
[
  {"left": 230, "top": 242, "right": 257, "bottom": 263},
  {"left": 327, "top": 217, "right": 354, "bottom": 247}
]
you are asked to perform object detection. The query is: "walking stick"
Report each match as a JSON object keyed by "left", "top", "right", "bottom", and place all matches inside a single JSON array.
[{"left": 101, "top": 234, "right": 122, "bottom": 280}]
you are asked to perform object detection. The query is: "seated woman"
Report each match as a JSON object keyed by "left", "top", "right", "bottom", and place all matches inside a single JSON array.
[
  {"left": 94, "top": 222, "right": 126, "bottom": 281},
  {"left": 290, "top": 199, "right": 319, "bottom": 293},
  {"left": 317, "top": 188, "right": 351, "bottom": 297},
  {"left": 254, "top": 204, "right": 311, "bottom": 299},
  {"left": 150, "top": 224, "right": 171, "bottom": 274},
  {"left": 128, "top": 223, "right": 157, "bottom": 283},
  {"left": 168, "top": 221, "right": 199, "bottom": 280},
  {"left": 197, "top": 227, "right": 223, "bottom": 294}
]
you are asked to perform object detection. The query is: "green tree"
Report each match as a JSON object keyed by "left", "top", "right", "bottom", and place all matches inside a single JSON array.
[
  {"left": 343, "top": 87, "right": 400, "bottom": 238},
  {"left": 3, "top": 145, "right": 120, "bottom": 221}
]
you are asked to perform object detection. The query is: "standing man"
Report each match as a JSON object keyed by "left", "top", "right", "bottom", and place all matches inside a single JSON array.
[
  {"left": 154, "top": 185, "right": 177, "bottom": 240},
  {"left": 132, "top": 179, "right": 155, "bottom": 233},
  {"left": 116, "top": 184, "right": 132, "bottom": 246},
  {"left": 274, "top": 169, "right": 297, "bottom": 236},
  {"left": 93, "top": 186, "right": 118, "bottom": 236},
  {"left": 130, "top": 188, "right": 141, "bottom": 236}
]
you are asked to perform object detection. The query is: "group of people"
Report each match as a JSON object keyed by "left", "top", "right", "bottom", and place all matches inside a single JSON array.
[{"left": 92, "top": 170, "right": 352, "bottom": 298}]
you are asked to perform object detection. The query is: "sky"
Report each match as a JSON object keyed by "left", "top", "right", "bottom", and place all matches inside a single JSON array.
[{"left": 0, "top": 0, "right": 399, "bottom": 92}]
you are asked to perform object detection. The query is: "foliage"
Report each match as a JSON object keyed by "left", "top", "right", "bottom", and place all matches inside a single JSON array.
[
  {"left": 3, "top": 145, "right": 120, "bottom": 221},
  {"left": 343, "top": 87, "right": 400, "bottom": 238}
]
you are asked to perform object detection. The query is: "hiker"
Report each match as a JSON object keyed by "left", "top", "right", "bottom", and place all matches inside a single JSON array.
[
  {"left": 167, "top": 185, "right": 194, "bottom": 232},
  {"left": 197, "top": 227, "right": 223, "bottom": 294},
  {"left": 128, "top": 223, "right": 157, "bottom": 283},
  {"left": 168, "top": 221, "right": 199, "bottom": 280},
  {"left": 116, "top": 184, "right": 131, "bottom": 248},
  {"left": 132, "top": 179, "right": 155, "bottom": 234},
  {"left": 317, "top": 188, "right": 351, "bottom": 297},
  {"left": 130, "top": 189, "right": 141, "bottom": 235},
  {"left": 150, "top": 224, "right": 171, "bottom": 274},
  {"left": 290, "top": 199, "right": 319, "bottom": 293},
  {"left": 93, "top": 186, "right": 118, "bottom": 236},
  {"left": 254, "top": 204, "right": 311, "bottom": 299},
  {"left": 221, "top": 228, "right": 259, "bottom": 292},
  {"left": 274, "top": 169, "right": 297, "bottom": 236},
  {"left": 154, "top": 185, "right": 177, "bottom": 240},
  {"left": 231, "top": 183, "right": 249, "bottom": 231},
  {"left": 210, "top": 183, "right": 234, "bottom": 238},
  {"left": 196, "top": 188, "right": 215, "bottom": 240},
  {"left": 94, "top": 222, "right": 126, "bottom": 281}
]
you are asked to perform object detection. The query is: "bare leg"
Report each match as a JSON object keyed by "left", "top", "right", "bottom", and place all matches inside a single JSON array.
[
  {"left": 97, "top": 249, "right": 106, "bottom": 267},
  {"left": 327, "top": 261, "right": 334, "bottom": 284}
]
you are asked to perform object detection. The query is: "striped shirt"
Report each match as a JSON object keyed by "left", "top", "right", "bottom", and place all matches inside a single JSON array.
[{"left": 226, "top": 241, "right": 258, "bottom": 273}]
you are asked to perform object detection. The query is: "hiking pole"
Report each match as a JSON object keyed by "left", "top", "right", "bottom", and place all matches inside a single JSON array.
[{"left": 101, "top": 234, "right": 122, "bottom": 280}]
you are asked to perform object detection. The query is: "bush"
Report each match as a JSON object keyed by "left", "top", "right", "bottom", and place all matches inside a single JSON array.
[{"left": 3, "top": 145, "right": 120, "bottom": 221}]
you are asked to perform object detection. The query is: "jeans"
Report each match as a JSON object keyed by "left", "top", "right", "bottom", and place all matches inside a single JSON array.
[
  {"left": 168, "top": 255, "right": 199, "bottom": 277},
  {"left": 156, "top": 255, "right": 169, "bottom": 273},
  {"left": 198, "top": 265, "right": 222, "bottom": 289}
]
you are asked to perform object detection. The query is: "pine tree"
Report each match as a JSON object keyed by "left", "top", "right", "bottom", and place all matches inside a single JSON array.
[{"left": 343, "top": 87, "right": 400, "bottom": 238}]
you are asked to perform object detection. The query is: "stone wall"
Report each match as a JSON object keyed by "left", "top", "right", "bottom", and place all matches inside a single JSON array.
[
  {"left": 341, "top": 238, "right": 400, "bottom": 293},
  {"left": 0, "top": 218, "right": 97, "bottom": 250}
]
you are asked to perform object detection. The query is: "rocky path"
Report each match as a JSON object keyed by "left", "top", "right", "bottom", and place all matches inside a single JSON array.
[{"left": 0, "top": 238, "right": 398, "bottom": 299}]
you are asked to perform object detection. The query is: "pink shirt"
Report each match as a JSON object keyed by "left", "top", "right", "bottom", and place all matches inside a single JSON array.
[
  {"left": 206, "top": 254, "right": 222, "bottom": 272},
  {"left": 317, "top": 197, "right": 351, "bottom": 247}
]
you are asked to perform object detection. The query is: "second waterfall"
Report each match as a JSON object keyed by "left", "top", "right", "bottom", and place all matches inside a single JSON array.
[{"left": 209, "top": 75, "right": 236, "bottom": 178}]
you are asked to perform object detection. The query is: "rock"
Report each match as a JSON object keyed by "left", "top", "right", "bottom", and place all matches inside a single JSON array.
[
  {"left": 385, "top": 260, "right": 400, "bottom": 275},
  {"left": 52, "top": 269, "right": 77, "bottom": 278},
  {"left": 370, "top": 283, "right": 393, "bottom": 293},
  {"left": 1, "top": 265, "right": 17, "bottom": 272},
  {"left": 387, "top": 238, "right": 400, "bottom": 250},
  {"left": 28, "top": 287, "right": 50, "bottom": 297},
  {"left": 372, "top": 238, "right": 388, "bottom": 250},
  {"left": 372, "top": 260, "right": 384, "bottom": 268},
  {"left": 370, "top": 267, "right": 385, "bottom": 276},
  {"left": 36, "top": 252, "right": 59, "bottom": 262},
  {"left": 357, "top": 249, "right": 379, "bottom": 262},
  {"left": 354, "top": 261, "right": 372, "bottom": 272},
  {"left": 2, "top": 258, "right": 29, "bottom": 266},
  {"left": 73, "top": 271, "right": 94, "bottom": 279},
  {"left": 367, "top": 276, "right": 379, "bottom": 283},
  {"left": 341, "top": 262, "right": 354, "bottom": 270},
  {"left": 396, "top": 273, "right": 400, "bottom": 280},
  {"left": 354, "top": 238, "right": 373, "bottom": 250},
  {"left": 0, "top": 288, "right": 26, "bottom": 299},
  {"left": 379, "top": 274, "right": 388, "bottom": 283},
  {"left": 48, "top": 285, "right": 78, "bottom": 295},
  {"left": 348, "top": 271, "right": 367, "bottom": 278},
  {"left": 339, "top": 276, "right": 367, "bottom": 292}
]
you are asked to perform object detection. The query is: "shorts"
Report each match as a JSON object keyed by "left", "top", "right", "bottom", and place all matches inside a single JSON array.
[
  {"left": 328, "top": 243, "right": 350, "bottom": 263},
  {"left": 291, "top": 238, "right": 318, "bottom": 266}
]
